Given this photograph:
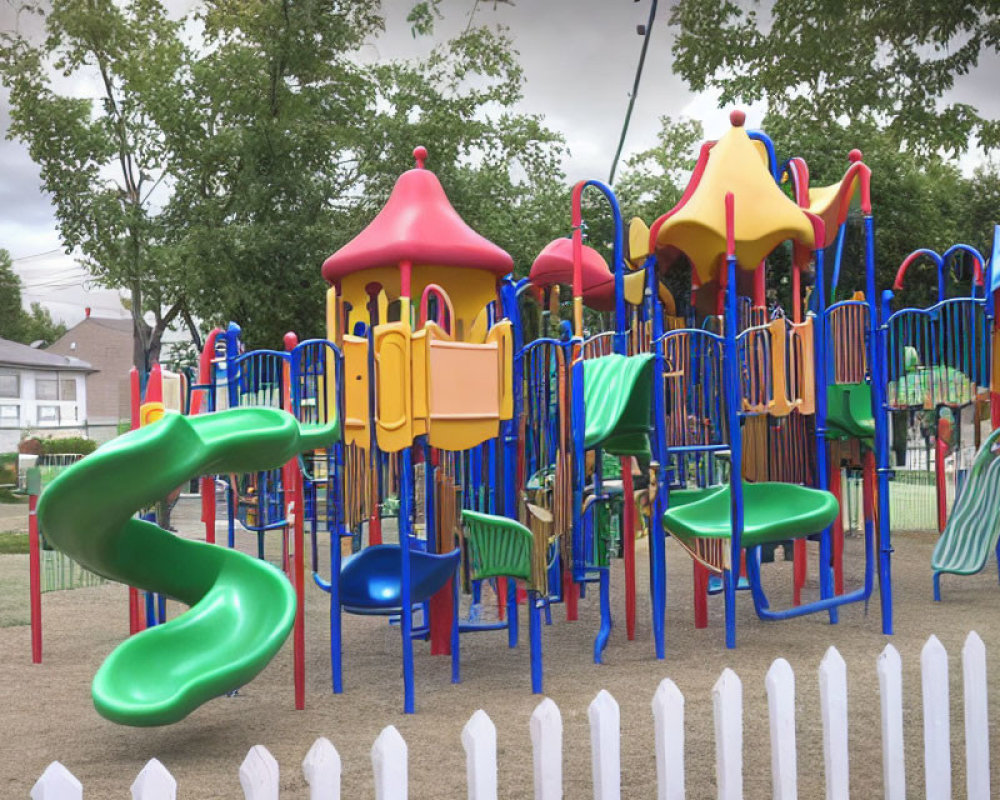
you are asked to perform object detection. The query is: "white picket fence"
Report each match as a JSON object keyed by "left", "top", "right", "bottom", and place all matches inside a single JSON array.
[{"left": 31, "top": 632, "right": 991, "bottom": 799}]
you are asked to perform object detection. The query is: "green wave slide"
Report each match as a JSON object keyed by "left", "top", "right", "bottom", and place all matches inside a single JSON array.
[
  {"left": 932, "top": 426, "right": 1000, "bottom": 599},
  {"left": 583, "top": 353, "right": 655, "bottom": 457},
  {"left": 37, "top": 408, "right": 339, "bottom": 726}
]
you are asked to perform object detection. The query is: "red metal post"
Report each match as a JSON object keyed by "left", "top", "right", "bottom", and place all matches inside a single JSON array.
[
  {"left": 829, "top": 453, "right": 844, "bottom": 595},
  {"left": 935, "top": 413, "right": 949, "bottom": 533},
  {"left": 28, "top": 491, "right": 42, "bottom": 663},
  {"left": 692, "top": 561, "right": 708, "bottom": 629},
  {"left": 128, "top": 367, "right": 143, "bottom": 635},
  {"left": 621, "top": 457, "right": 636, "bottom": 640}
]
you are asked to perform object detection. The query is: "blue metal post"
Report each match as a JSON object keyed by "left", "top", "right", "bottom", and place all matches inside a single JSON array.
[
  {"left": 877, "top": 285, "right": 895, "bottom": 635},
  {"left": 399, "top": 446, "right": 415, "bottom": 713},
  {"left": 722, "top": 248, "right": 743, "bottom": 649},
  {"left": 812, "top": 246, "right": 836, "bottom": 622}
]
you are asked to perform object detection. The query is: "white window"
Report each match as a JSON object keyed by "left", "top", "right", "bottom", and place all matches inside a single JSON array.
[
  {"left": 0, "top": 370, "right": 18, "bottom": 398},
  {"left": 36, "top": 375, "right": 58, "bottom": 401},
  {"left": 0, "top": 405, "right": 18, "bottom": 427},
  {"left": 60, "top": 378, "right": 77, "bottom": 401},
  {"left": 37, "top": 405, "right": 60, "bottom": 425}
]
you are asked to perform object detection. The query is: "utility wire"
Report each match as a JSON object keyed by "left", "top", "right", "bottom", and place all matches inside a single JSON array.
[{"left": 608, "top": 0, "right": 658, "bottom": 186}]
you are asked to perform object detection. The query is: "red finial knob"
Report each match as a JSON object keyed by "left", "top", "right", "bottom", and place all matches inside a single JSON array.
[
  {"left": 283, "top": 332, "right": 298, "bottom": 352},
  {"left": 729, "top": 109, "right": 746, "bottom": 127},
  {"left": 413, "top": 146, "right": 428, "bottom": 169},
  {"left": 848, "top": 148, "right": 863, "bottom": 163}
]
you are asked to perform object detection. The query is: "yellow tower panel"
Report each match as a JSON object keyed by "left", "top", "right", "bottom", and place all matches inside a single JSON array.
[
  {"left": 374, "top": 322, "right": 414, "bottom": 452},
  {"left": 342, "top": 334, "right": 370, "bottom": 448}
]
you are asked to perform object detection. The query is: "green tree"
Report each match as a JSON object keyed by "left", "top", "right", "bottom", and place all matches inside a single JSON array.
[
  {"left": 670, "top": 1, "right": 1000, "bottom": 157},
  {"left": 760, "top": 114, "right": 982, "bottom": 310},
  {"left": 615, "top": 115, "right": 704, "bottom": 225},
  {"left": 1, "top": 0, "right": 189, "bottom": 370},
  {"left": 0, "top": 249, "right": 22, "bottom": 340},
  {"left": 0, "top": 249, "right": 67, "bottom": 345},
  {"left": 3, "top": 0, "right": 568, "bottom": 361}
]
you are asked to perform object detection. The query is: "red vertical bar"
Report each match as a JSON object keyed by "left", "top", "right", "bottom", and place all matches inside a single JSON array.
[
  {"left": 563, "top": 569, "right": 578, "bottom": 621},
  {"left": 28, "top": 492, "right": 42, "bottom": 663},
  {"left": 128, "top": 367, "right": 143, "bottom": 635},
  {"left": 935, "top": 415, "right": 948, "bottom": 533},
  {"left": 621, "top": 457, "right": 636, "bottom": 640},
  {"left": 793, "top": 539, "right": 807, "bottom": 606},
  {"left": 282, "top": 332, "right": 305, "bottom": 710},
  {"left": 692, "top": 561, "right": 709, "bottom": 629},
  {"left": 201, "top": 476, "right": 216, "bottom": 544},
  {"left": 495, "top": 577, "right": 507, "bottom": 621},
  {"left": 293, "top": 464, "right": 305, "bottom": 710},
  {"left": 829, "top": 453, "right": 844, "bottom": 595}
]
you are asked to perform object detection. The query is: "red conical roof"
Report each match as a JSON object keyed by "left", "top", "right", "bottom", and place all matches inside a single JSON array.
[
  {"left": 322, "top": 147, "right": 513, "bottom": 283},
  {"left": 529, "top": 237, "right": 616, "bottom": 311}
]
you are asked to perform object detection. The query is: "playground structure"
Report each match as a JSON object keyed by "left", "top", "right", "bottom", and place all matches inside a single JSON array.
[{"left": 32, "top": 113, "right": 1000, "bottom": 725}]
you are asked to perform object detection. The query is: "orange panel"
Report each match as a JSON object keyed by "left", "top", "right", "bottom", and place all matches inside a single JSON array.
[{"left": 427, "top": 340, "right": 500, "bottom": 450}]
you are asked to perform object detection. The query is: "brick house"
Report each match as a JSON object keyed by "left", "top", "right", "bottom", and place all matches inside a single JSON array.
[
  {"left": 47, "top": 315, "right": 133, "bottom": 442},
  {"left": 0, "top": 337, "right": 93, "bottom": 452}
]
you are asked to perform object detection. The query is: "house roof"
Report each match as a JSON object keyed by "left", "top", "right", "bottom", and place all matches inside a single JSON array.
[{"left": 0, "top": 337, "right": 93, "bottom": 371}]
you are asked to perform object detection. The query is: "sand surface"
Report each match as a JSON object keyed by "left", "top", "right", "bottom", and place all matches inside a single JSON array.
[{"left": 2, "top": 496, "right": 999, "bottom": 797}]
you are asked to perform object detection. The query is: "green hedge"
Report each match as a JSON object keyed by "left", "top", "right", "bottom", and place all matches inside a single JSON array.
[{"left": 39, "top": 437, "right": 98, "bottom": 456}]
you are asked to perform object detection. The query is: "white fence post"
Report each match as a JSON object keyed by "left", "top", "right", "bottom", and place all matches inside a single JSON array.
[
  {"left": 530, "top": 697, "right": 563, "bottom": 800},
  {"left": 652, "top": 678, "right": 685, "bottom": 800},
  {"left": 131, "top": 759, "right": 176, "bottom": 800},
  {"left": 31, "top": 762, "right": 82, "bottom": 800},
  {"left": 240, "top": 745, "right": 280, "bottom": 800},
  {"left": 877, "top": 643, "right": 906, "bottom": 800},
  {"left": 712, "top": 667, "right": 742, "bottom": 800},
  {"left": 372, "top": 725, "right": 408, "bottom": 800},
  {"left": 303, "top": 737, "right": 341, "bottom": 800},
  {"left": 589, "top": 690, "right": 621, "bottom": 800},
  {"left": 962, "top": 632, "right": 989, "bottom": 800},
  {"left": 921, "top": 635, "right": 951, "bottom": 799},
  {"left": 463, "top": 709, "right": 498, "bottom": 800},
  {"left": 819, "top": 646, "right": 849, "bottom": 800},
  {"left": 766, "top": 658, "right": 797, "bottom": 800}
]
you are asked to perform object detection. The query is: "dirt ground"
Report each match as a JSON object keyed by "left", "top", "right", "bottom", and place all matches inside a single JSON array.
[{"left": 1, "top": 496, "right": 998, "bottom": 798}]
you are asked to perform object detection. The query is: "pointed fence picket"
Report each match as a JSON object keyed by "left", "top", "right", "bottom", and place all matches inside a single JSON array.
[{"left": 26, "top": 632, "right": 992, "bottom": 800}]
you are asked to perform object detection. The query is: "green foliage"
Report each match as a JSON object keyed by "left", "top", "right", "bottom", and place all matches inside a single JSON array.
[
  {"left": 2, "top": 0, "right": 565, "bottom": 356},
  {"left": 670, "top": 0, "right": 1000, "bottom": 157},
  {"left": 36, "top": 436, "right": 98, "bottom": 456},
  {"left": 0, "top": 249, "right": 67, "bottom": 345},
  {"left": 615, "top": 116, "right": 704, "bottom": 224},
  {"left": 759, "top": 113, "right": 997, "bottom": 311}
]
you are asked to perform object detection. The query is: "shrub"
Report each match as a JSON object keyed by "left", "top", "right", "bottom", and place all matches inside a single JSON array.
[{"left": 40, "top": 437, "right": 98, "bottom": 456}]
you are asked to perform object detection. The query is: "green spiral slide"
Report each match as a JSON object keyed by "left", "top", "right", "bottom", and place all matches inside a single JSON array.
[{"left": 37, "top": 408, "right": 339, "bottom": 726}]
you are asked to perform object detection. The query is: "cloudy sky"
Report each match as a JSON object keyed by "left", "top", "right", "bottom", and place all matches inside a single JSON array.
[{"left": 1, "top": 0, "right": 996, "bottom": 328}]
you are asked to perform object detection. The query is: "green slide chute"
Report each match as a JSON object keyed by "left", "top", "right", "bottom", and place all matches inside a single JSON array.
[
  {"left": 37, "top": 408, "right": 339, "bottom": 726},
  {"left": 583, "top": 353, "right": 655, "bottom": 457},
  {"left": 932, "top": 426, "right": 1000, "bottom": 592}
]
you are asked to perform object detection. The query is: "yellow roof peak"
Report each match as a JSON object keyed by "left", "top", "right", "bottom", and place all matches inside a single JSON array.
[{"left": 656, "top": 116, "right": 816, "bottom": 283}]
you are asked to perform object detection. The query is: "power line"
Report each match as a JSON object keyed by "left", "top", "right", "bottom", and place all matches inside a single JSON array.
[
  {"left": 10, "top": 248, "right": 63, "bottom": 262},
  {"left": 608, "top": 0, "right": 659, "bottom": 185}
]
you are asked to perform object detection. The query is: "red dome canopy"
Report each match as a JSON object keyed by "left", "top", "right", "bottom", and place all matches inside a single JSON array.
[
  {"left": 322, "top": 149, "right": 513, "bottom": 283},
  {"left": 529, "top": 237, "right": 616, "bottom": 311}
]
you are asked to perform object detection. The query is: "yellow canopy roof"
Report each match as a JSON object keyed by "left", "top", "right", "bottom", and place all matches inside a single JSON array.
[{"left": 656, "top": 112, "right": 816, "bottom": 283}]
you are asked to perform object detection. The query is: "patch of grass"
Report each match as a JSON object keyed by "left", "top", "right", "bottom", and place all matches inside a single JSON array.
[
  {"left": 0, "top": 487, "right": 27, "bottom": 504},
  {"left": 0, "top": 532, "right": 29, "bottom": 554}
]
